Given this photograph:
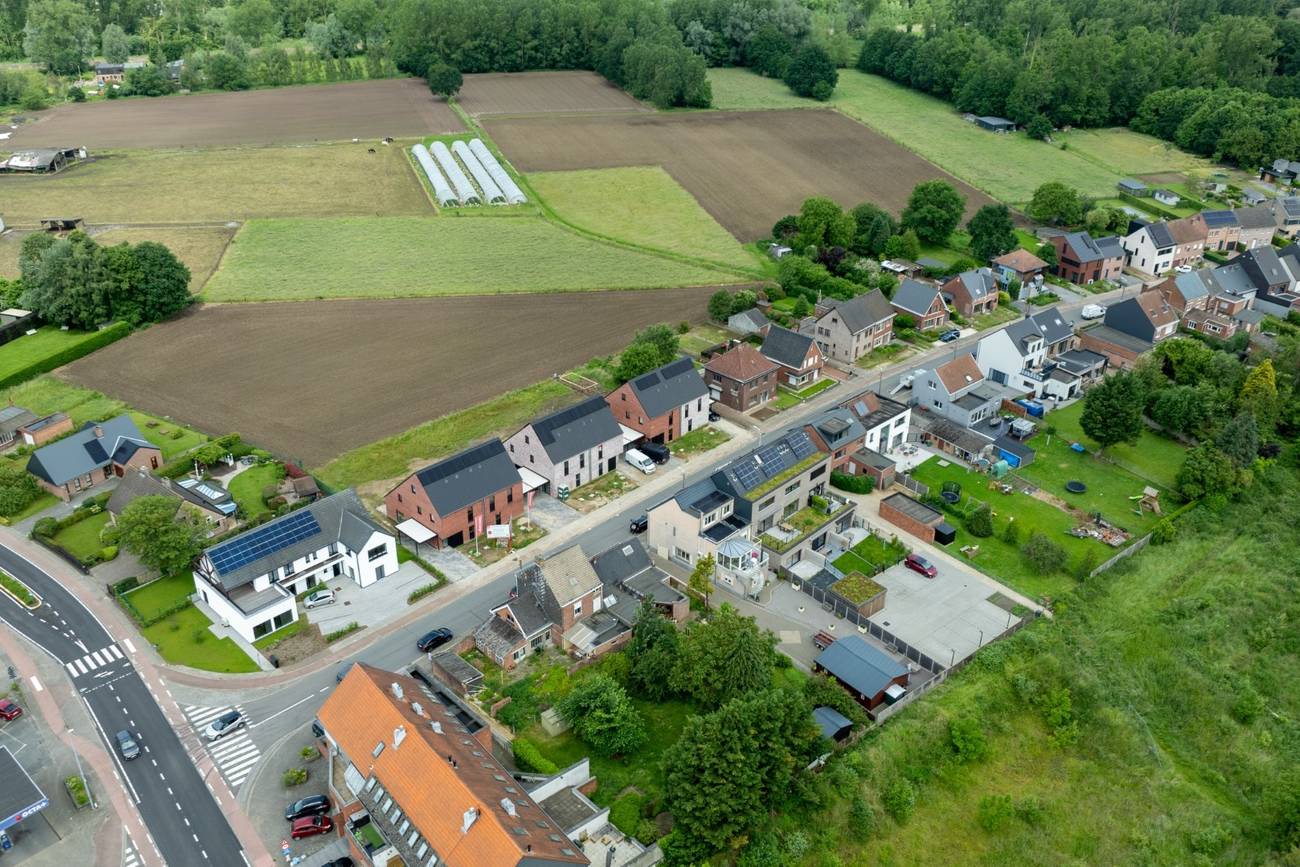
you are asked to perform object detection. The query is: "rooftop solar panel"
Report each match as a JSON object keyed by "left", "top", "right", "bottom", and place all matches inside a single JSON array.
[
  {"left": 732, "top": 461, "right": 762, "bottom": 491},
  {"left": 788, "top": 431, "right": 817, "bottom": 459},
  {"left": 209, "top": 509, "right": 321, "bottom": 575}
]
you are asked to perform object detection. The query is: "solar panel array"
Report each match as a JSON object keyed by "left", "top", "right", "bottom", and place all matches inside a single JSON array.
[
  {"left": 729, "top": 431, "right": 820, "bottom": 493},
  {"left": 788, "top": 430, "right": 817, "bottom": 459},
  {"left": 209, "top": 510, "right": 321, "bottom": 575}
]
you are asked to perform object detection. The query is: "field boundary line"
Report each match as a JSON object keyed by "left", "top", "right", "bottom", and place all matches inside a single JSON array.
[{"left": 446, "top": 100, "right": 768, "bottom": 282}]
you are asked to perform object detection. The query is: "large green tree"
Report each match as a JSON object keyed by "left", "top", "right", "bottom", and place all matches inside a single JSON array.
[
  {"left": 100, "top": 23, "right": 129, "bottom": 63},
  {"left": 849, "top": 202, "right": 896, "bottom": 257},
  {"left": 426, "top": 61, "right": 462, "bottom": 97},
  {"left": 555, "top": 675, "right": 646, "bottom": 757},
  {"left": 966, "top": 203, "right": 1017, "bottom": 262},
  {"left": 1027, "top": 182, "right": 1084, "bottom": 226},
  {"left": 671, "top": 603, "right": 777, "bottom": 708},
  {"left": 22, "top": 0, "right": 96, "bottom": 74},
  {"left": 1214, "top": 412, "right": 1260, "bottom": 469},
  {"left": 1079, "top": 371, "right": 1145, "bottom": 453},
  {"left": 20, "top": 232, "right": 113, "bottom": 330},
  {"left": 900, "top": 180, "right": 965, "bottom": 245},
  {"left": 117, "top": 495, "right": 205, "bottom": 576},
  {"left": 796, "top": 197, "right": 854, "bottom": 251},
  {"left": 626, "top": 599, "right": 679, "bottom": 700},
  {"left": 1176, "top": 444, "right": 1239, "bottom": 500},
  {"left": 1237, "top": 358, "right": 1278, "bottom": 431},
  {"left": 783, "top": 41, "right": 837, "bottom": 100}
]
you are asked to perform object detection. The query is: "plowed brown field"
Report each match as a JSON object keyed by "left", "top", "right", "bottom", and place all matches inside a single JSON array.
[
  {"left": 485, "top": 108, "right": 995, "bottom": 241},
  {"left": 458, "top": 71, "right": 647, "bottom": 116},
  {"left": 61, "top": 287, "right": 720, "bottom": 465}
]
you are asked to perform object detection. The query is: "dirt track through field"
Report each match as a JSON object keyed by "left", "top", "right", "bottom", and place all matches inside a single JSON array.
[
  {"left": 7, "top": 78, "right": 462, "bottom": 149},
  {"left": 458, "top": 71, "right": 648, "bottom": 116},
  {"left": 60, "top": 288, "right": 720, "bottom": 466},
  {"left": 486, "top": 108, "right": 995, "bottom": 241}
]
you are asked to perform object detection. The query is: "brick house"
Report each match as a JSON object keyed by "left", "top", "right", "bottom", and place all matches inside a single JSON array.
[
  {"left": 703, "top": 344, "right": 778, "bottom": 412},
  {"left": 760, "top": 325, "right": 824, "bottom": 388},
  {"left": 107, "top": 469, "right": 238, "bottom": 537},
  {"left": 505, "top": 397, "right": 623, "bottom": 495},
  {"left": 1236, "top": 205, "right": 1278, "bottom": 250},
  {"left": 1155, "top": 271, "right": 1212, "bottom": 314},
  {"left": 604, "top": 357, "right": 709, "bottom": 445},
  {"left": 385, "top": 439, "right": 523, "bottom": 550},
  {"left": 26, "top": 415, "right": 161, "bottom": 501},
  {"left": 803, "top": 290, "right": 895, "bottom": 363},
  {"left": 890, "top": 279, "right": 949, "bottom": 331},
  {"left": 941, "top": 268, "right": 999, "bottom": 317},
  {"left": 1103, "top": 293, "right": 1179, "bottom": 345},
  {"left": 1193, "top": 210, "right": 1241, "bottom": 252},
  {"left": 991, "top": 249, "right": 1048, "bottom": 287},
  {"left": 1051, "top": 231, "right": 1124, "bottom": 284}
]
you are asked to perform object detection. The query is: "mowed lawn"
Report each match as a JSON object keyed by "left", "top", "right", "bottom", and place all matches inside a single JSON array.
[
  {"left": 0, "top": 143, "right": 431, "bottom": 225},
  {"left": 1045, "top": 401, "right": 1187, "bottom": 490},
  {"left": 93, "top": 227, "right": 235, "bottom": 291},
  {"left": 0, "top": 327, "right": 112, "bottom": 383},
  {"left": 529, "top": 166, "right": 759, "bottom": 270},
  {"left": 706, "top": 68, "right": 1208, "bottom": 204},
  {"left": 204, "top": 216, "right": 738, "bottom": 301}
]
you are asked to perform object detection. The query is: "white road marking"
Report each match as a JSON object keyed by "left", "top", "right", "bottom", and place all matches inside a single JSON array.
[
  {"left": 123, "top": 638, "right": 136, "bottom": 654},
  {"left": 28, "top": 676, "right": 41, "bottom": 692}
]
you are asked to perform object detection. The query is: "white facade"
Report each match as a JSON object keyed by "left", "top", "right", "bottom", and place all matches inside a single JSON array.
[
  {"left": 1122, "top": 228, "right": 1175, "bottom": 276},
  {"left": 975, "top": 330, "right": 1046, "bottom": 396},
  {"left": 680, "top": 394, "right": 709, "bottom": 436},
  {"left": 505, "top": 428, "right": 623, "bottom": 494},
  {"left": 862, "top": 407, "right": 911, "bottom": 453}
]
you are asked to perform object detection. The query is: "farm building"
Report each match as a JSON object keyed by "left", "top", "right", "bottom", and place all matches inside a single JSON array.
[
  {"left": 2, "top": 147, "right": 83, "bottom": 174},
  {"left": 1117, "top": 179, "right": 1147, "bottom": 196},
  {"left": 976, "top": 116, "right": 1016, "bottom": 133}
]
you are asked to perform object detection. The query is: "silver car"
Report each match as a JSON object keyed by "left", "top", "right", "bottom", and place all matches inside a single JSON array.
[
  {"left": 304, "top": 589, "right": 335, "bottom": 609},
  {"left": 204, "top": 710, "right": 245, "bottom": 741}
]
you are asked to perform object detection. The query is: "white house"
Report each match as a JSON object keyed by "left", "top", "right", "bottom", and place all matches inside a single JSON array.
[
  {"left": 975, "top": 310, "right": 1094, "bottom": 400},
  {"left": 838, "top": 390, "right": 911, "bottom": 454},
  {"left": 192, "top": 490, "right": 397, "bottom": 643},
  {"left": 913, "top": 355, "right": 1001, "bottom": 428},
  {"left": 1122, "top": 221, "right": 1177, "bottom": 276}
]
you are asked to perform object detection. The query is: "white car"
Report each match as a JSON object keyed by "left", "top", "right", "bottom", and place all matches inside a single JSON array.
[
  {"left": 1080, "top": 304, "right": 1105, "bottom": 320},
  {"left": 901, "top": 368, "right": 927, "bottom": 389},
  {"left": 304, "top": 588, "right": 335, "bottom": 609},
  {"left": 204, "top": 709, "right": 245, "bottom": 741}
]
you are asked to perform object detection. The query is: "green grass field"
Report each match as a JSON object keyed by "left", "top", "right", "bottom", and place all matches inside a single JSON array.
[
  {"left": 204, "top": 216, "right": 740, "bottom": 302},
  {"left": 227, "top": 463, "right": 282, "bottom": 520},
  {"left": 1017, "top": 432, "right": 1180, "bottom": 527},
  {"left": 123, "top": 571, "right": 194, "bottom": 621},
  {"left": 50, "top": 511, "right": 110, "bottom": 562},
  {"left": 0, "top": 143, "right": 431, "bottom": 224},
  {"left": 141, "top": 604, "right": 258, "bottom": 673},
  {"left": 0, "top": 328, "right": 115, "bottom": 383},
  {"left": 92, "top": 227, "right": 235, "bottom": 291},
  {"left": 129, "top": 411, "right": 208, "bottom": 458},
  {"left": 706, "top": 68, "right": 1212, "bottom": 205},
  {"left": 1045, "top": 401, "right": 1187, "bottom": 490},
  {"left": 529, "top": 167, "right": 760, "bottom": 271}
]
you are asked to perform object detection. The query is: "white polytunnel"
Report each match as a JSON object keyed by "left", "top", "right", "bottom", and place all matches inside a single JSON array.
[
  {"left": 468, "top": 138, "right": 527, "bottom": 204},
  {"left": 430, "top": 140, "right": 480, "bottom": 205},
  {"left": 410, "top": 144, "right": 458, "bottom": 207},
  {"left": 451, "top": 140, "right": 506, "bottom": 204}
]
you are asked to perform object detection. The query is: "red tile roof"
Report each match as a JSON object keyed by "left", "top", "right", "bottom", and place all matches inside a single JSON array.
[{"left": 704, "top": 344, "right": 778, "bottom": 382}]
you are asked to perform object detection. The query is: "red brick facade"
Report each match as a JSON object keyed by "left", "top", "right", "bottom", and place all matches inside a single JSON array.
[
  {"left": 386, "top": 476, "right": 524, "bottom": 550},
  {"left": 606, "top": 382, "right": 678, "bottom": 443},
  {"left": 878, "top": 494, "right": 940, "bottom": 543}
]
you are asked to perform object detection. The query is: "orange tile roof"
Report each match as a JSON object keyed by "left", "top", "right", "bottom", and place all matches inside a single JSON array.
[
  {"left": 1168, "top": 216, "right": 1207, "bottom": 245},
  {"left": 934, "top": 355, "right": 984, "bottom": 395},
  {"left": 704, "top": 343, "right": 778, "bottom": 382},
  {"left": 318, "top": 664, "right": 587, "bottom": 867},
  {"left": 992, "top": 248, "right": 1048, "bottom": 272}
]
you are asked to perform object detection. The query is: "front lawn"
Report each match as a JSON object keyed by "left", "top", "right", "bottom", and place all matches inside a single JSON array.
[
  {"left": 855, "top": 342, "right": 909, "bottom": 369},
  {"left": 908, "top": 457, "right": 1132, "bottom": 600},
  {"left": 252, "top": 617, "right": 304, "bottom": 651},
  {"left": 227, "top": 462, "right": 283, "bottom": 520},
  {"left": 669, "top": 425, "right": 731, "bottom": 459},
  {"left": 140, "top": 605, "right": 258, "bottom": 673},
  {"left": 971, "top": 305, "right": 1021, "bottom": 331},
  {"left": 678, "top": 323, "right": 733, "bottom": 357},
  {"left": 51, "top": 511, "right": 110, "bottom": 562},
  {"left": 1045, "top": 402, "right": 1187, "bottom": 490},
  {"left": 568, "top": 471, "right": 639, "bottom": 514}
]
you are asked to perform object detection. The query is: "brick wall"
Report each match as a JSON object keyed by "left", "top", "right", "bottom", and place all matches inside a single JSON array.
[{"left": 879, "top": 496, "right": 936, "bottom": 543}]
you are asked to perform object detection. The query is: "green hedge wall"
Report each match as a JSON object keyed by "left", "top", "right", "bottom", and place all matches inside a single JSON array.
[{"left": 0, "top": 321, "right": 132, "bottom": 390}]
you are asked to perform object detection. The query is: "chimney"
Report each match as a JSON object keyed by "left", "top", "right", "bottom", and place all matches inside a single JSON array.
[
  {"left": 461, "top": 807, "right": 478, "bottom": 835},
  {"left": 392, "top": 725, "right": 406, "bottom": 750},
  {"left": 93, "top": 424, "right": 103, "bottom": 438},
  {"left": 500, "top": 798, "right": 516, "bottom": 817},
  {"left": 390, "top": 683, "right": 404, "bottom": 700}
]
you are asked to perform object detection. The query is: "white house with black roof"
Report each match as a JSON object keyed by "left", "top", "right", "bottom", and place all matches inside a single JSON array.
[
  {"left": 192, "top": 489, "right": 396, "bottom": 642},
  {"left": 505, "top": 396, "right": 623, "bottom": 495}
]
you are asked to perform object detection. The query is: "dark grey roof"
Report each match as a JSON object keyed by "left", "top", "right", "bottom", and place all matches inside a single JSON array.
[
  {"left": 1003, "top": 317, "right": 1045, "bottom": 350},
  {"left": 1142, "top": 221, "right": 1175, "bottom": 249},
  {"left": 1118, "top": 178, "right": 1146, "bottom": 191},
  {"left": 814, "top": 705, "right": 853, "bottom": 739},
  {"left": 474, "top": 614, "right": 524, "bottom": 659},
  {"left": 1027, "top": 307, "right": 1073, "bottom": 346},
  {"left": 814, "top": 635, "right": 908, "bottom": 699},
  {"left": 501, "top": 596, "right": 552, "bottom": 638},
  {"left": 809, "top": 408, "right": 865, "bottom": 447},
  {"left": 20, "top": 413, "right": 67, "bottom": 435},
  {"left": 728, "top": 308, "right": 768, "bottom": 330},
  {"left": 953, "top": 268, "right": 996, "bottom": 300},
  {"left": 1234, "top": 308, "right": 1267, "bottom": 325},
  {"left": 1240, "top": 246, "right": 1293, "bottom": 289},
  {"left": 892, "top": 279, "right": 941, "bottom": 316},
  {"left": 107, "top": 469, "right": 235, "bottom": 518},
  {"left": 1201, "top": 209, "right": 1238, "bottom": 229},
  {"left": 0, "top": 405, "right": 35, "bottom": 437},
  {"left": 175, "top": 477, "right": 236, "bottom": 515},
  {"left": 1204, "top": 263, "right": 1257, "bottom": 297},
  {"left": 1056, "top": 349, "right": 1107, "bottom": 373},
  {"left": 1173, "top": 271, "right": 1210, "bottom": 301},
  {"left": 821, "top": 290, "right": 894, "bottom": 333},
  {"left": 412, "top": 439, "right": 519, "bottom": 517},
  {"left": 913, "top": 414, "right": 994, "bottom": 455},
  {"left": 590, "top": 538, "right": 654, "bottom": 586},
  {"left": 1095, "top": 236, "right": 1125, "bottom": 259},
  {"left": 26, "top": 415, "right": 150, "bottom": 486},
  {"left": 1062, "top": 232, "right": 1110, "bottom": 263},
  {"left": 881, "top": 491, "right": 942, "bottom": 524},
  {"left": 1281, "top": 197, "right": 1300, "bottom": 219},
  {"left": 668, "top": 479, "right": 728, "bottom": 516},
  {"left": 1082, "top": 324, "right": 1153, "bottom": 354},
  {"left": 954, "top": 390, "right": 996, "bottom": 411},
  {"left": 627, "top": 357, "right": 708, "bottom": 419},
  {"left": 624, "top": 568, "right": 684, "bottom": 605},
  {"left": 528, "top": 395, "right": 620, "bottom": 463},
  {"left": 0, "top": 746, "right": 46, "bottom": 826},
  {"left": 538, "top": 785, "right": 600, "bottom": 835},
  {"left": 994, "top": 435, "right": 1035, "bottom": 463},
  {"left": 760, "top": 325, "right": 817, "bottom": 368},
  {"left": 1235, "top": 205, "right": 1275, "bottom": 230},
  {"left": 201, "top": 489, "right": 386, "bottom": 591},
  {"left": 840, "top": 391, "right": 908, "bottom": 431}
]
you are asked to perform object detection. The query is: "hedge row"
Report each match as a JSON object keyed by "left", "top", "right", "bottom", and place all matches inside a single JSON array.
[
  {"left": 512, "top": 736, "right": 558, "bottom": 774},
  {"left": 0, "top": 322, "right": 132, "bottom": 390},
  {"left": 830, "top": 470, "right": 874, "bottom": 494}
]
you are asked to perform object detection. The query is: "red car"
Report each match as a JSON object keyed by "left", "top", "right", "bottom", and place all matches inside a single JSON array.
[
  {"left": 0, "top": 699, "right": 22, "bottom": 721},
  {"left": 904, "top": 553, "right": 937, "bottom": 579},
  {"left": 291, "top": 815, "right": 333, "bottom": 839}
]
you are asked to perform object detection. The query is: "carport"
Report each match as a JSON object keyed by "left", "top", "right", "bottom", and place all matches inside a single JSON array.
[
  {"left": 0, "top": 746, "right": 48, "bottom": 843},
  {"left": 619, "top": 424, "right": 644, "bottom": 448},
  {"left": 518, "top": 466, "right": 548, "bottom": 494},
  {"left": 395, "top": 518, "right": 437, "bottom": 553}
]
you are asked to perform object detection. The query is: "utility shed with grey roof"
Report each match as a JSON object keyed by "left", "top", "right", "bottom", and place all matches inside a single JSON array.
[
  {"left": 0, "top": 405, "right": 36, "bottom": 441},
  {"left": 813, "top": 634, "right": 909, "bottom": 711}
]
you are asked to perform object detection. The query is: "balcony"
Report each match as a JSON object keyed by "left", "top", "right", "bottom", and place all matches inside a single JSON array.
[
  {"left": 347, "top": 811, "right": 397, "bottom": 866},
  {"left": 759, "top": 496, "right": 851, "bottom": 554}
]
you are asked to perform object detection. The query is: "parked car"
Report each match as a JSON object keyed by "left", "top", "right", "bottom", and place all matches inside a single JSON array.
[
  {"left": 629, "top": 515, "right": 648, "bottom": 534},
  {"left": 204, "top": 709, "right": 245, "bottom": 741},
  {"left": 290, "top": 815, "right": 333, "bottom": 840},
  {"left": 115, "top": 729, "right": 140, "bottom": 760},
  {"left": 0, "top": 699, "right": 22, "bottom": 721},
  {"left": 938, "top": 328, "right": 961, "bottom": 343},
  {"left": 901, "top": 368, "right": 926, "bottom": 389},
  {"left": 707, "top": 410, "right": 720, "bottom": 422},
  {"left": 310, "top": 720, "right": 324, "bottom": 738},
  {"left": 1080, "top": 304, "right": 1105, "bottom": 320},
  {"left": 904, "top": 553, "right": 937, "bottom": 579},
  {"left": 336, "top": 662, "right": 357, "bottom": 684},
  {"left": 638, "top": 440, "right": 671, "bottom": 465},
  {"left": 416, "top": 627, "right": 453, "bottom": 653},
  {"left": 285, "top": 794, "right": 331, "bottom": 821},
  {"left": 322, "top": 860, "right": 354, "bottom": 867},
  {"left": 304, "top": 588, "right": 335, "bottom": 609},
  {"left": 624, "top": 449, "right": 656, "bottom": 475}
]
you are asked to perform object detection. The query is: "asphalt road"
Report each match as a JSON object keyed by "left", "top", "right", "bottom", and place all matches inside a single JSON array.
[
  {"left": 204, "top": 290, "right": 1140, "bottom": 775},
  {"left": 0, "top": 544, "right": 247, "bottom": 867}
]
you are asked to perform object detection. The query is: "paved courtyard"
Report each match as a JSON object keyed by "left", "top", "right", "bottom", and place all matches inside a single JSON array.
[
  {"left": 526, "top": 493, "right": 581, "bottom": 532},
  {"left": 307, "top": 561, "right": 437, "bottom": 634}
]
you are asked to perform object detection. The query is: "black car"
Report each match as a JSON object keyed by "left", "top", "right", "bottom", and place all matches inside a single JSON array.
[
  {"left": 629, "top": 515, "right": 648, "bottom": 534},
  {"left": 336, "top": 662, "right": 357, "bottom": 683},
  {"left": 323, "top": 859, "right": 355, "bottom": 867},
  {"left": 285, "top": 794, "right": 331, "bottom": 821},
  {"left": 708, "top": 410, "right": 720, "bottom": 422},
  {"left": 938, "top": 328, "right": 961, "bottom": 343},
  {"left": 637, "top": 440, "right": 671, "bottom": 465},
  {"left": 115, "top": 729, "right": 140, "bottom": 760},
  {"left": 310, "top": 720, "right": 324, "bottom": 738},
  {"left": 416, "top": 627, "right": 453, "bottom": 653}
]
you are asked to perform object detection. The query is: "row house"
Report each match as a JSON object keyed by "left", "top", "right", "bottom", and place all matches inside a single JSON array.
[
  {"left": 604, "top": 357, "right": 709, "bottom": 444},
  {"left": 506, "top": 397, "right": 623, "bottom": 495},
  {"left": 1122, "top": 217, "right": 1205, "bottom": 277},
  {"left": 385, "top": 439, "right": 523, "bottom": 550},
  {"left": 803, "top": 290, "right": 895, "bottom": 363},
  {"left": 1193, "top": 210, "right": 1240, "bottom": 251},
  {"left": 1236, "top": 204, "right": 1278, "bottom": 249},
  {"left": 913, "top": 354, "right": 1001, "bottom": 428},
  {"left": 760, "top": 325, "right": 825, "bottom": 388},
  {"left": 193, "top": 490, "right": 397, "bottom": 643}
]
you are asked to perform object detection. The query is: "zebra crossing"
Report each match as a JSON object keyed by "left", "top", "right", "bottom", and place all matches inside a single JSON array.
[
  {"left": 122, "top": 835, "right": 141, "bottom": 867},
  {"left": 182, "top": 704, "right": 261, "bottom": 790},
  {"left": 64, "top": 643, "right": 126, "bottom": 677}
]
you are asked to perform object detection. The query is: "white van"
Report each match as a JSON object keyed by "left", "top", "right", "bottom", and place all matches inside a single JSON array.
[{"left": 624, "top": 448, "right": 656, "bottom": 475}]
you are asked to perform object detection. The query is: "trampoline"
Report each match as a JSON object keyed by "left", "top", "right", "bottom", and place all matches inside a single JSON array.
[
  {"left": 940, "top": 491, "right": 960, "bottom": 504},
  {"left": 1065, "top": 480, "right": 1087, "bottom": 494}
]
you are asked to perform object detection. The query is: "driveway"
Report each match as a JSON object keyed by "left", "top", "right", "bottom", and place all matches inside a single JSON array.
[
  {"left": 307, "top": 561, "right": 441, "bottom": 634},
  {"left": 526, "top": 493, "right": 581, "bottom": 532},
  {"left": 413, "top": 545, "right": 478, "bottom": 584}
]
